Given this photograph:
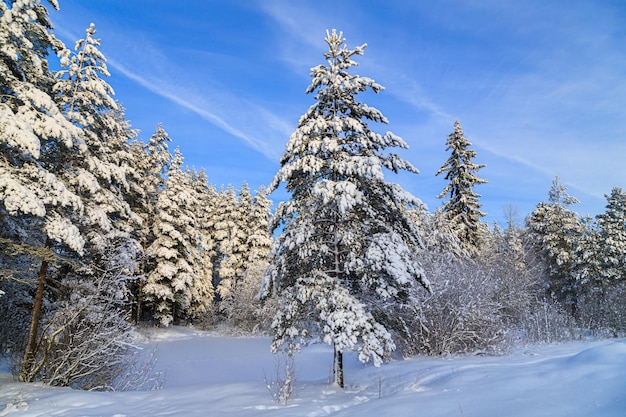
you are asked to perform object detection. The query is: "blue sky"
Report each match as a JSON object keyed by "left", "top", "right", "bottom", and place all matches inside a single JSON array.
[{"left": 49, "top": 0, "right": 626, "bottom": 226}]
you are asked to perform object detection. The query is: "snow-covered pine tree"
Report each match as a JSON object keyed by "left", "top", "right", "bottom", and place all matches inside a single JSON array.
[
  {"left": 246, "top": 186, "right": 272, "bottom": 265},
  {"left": 574, "top": 188, "right": 626, "bottom": 290},
  {"left": 53, "top": 22, "right": 141, "bottom": 283},
  {"left": 503, "top": 217, "right": 527, "bottom": 275},
  {"left": 0, "top": 0, "right": 85, "bottom": 251},
  {"left": 53, "top": 24, "right": 138, "bottom": 205},
  {"left": 213, "top": 184, "right": 247, "bottom": 300},
  {"left": 261, "top": 29, "right": 429, "bottom": 388},
  {"left": 526, "top": 177, "right": 584, "bottom": 313},
  {"left": 435, "top": 120, "right": 487, "bottom": 254},
  {"left": 220, "top": 185, "right": 272, "bottom": 330},
  {"left": 187, "top": 168, "right": 216, "bottom": 322},
  {"left": 572, "top": 216, "right": 602, "bottom": 288},
  {"left": 130, "top": 124, "right": 172, "bottom": 322},
  {"left": 9, "top": 23, "right": 152, "bottom": 387},
  {"left": 596, "top": 188, "right": 626, "bottom": 283},
  {"left": 573, "top": 189, "right": 626, "bottom": 331},
  {"left": 0, "top": 0, "right": 94, "bottom": 382},
  {"left": 415, "top": 208, "right": 469, "bottom": 262},
  {"left": 144, "top": 147, "right": 197, "bottom": 326}
]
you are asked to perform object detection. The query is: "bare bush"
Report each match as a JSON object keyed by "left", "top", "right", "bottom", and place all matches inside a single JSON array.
[
  {"left": 408, "top": 258, "right": 509, "bottom": 356},
  {"left": 264, "top": 352, "right": 296, "bottom": 404},
  {"left": 520, "top": 298, "right": 577, "bottom": 343},
  {"left": 575, "top": 283, "right": 626, "bottom": 338},
  {"left": 10, "top": 267, "right": 161, "bottom": 391},
  {"left": 220, "top": 261, "right": 278, "bottom": 333},
  {"left": 402, "top": 240, "right": 581, "bottom": 356}
]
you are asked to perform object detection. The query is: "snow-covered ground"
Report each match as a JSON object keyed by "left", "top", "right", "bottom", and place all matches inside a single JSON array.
[{"left": 1, "top": 326, "right": 625, "bottom": 416}]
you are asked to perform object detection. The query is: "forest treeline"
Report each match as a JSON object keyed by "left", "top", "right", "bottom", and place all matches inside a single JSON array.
[{"left": 1, "top": 2, "right": 624, "bottom": 391}]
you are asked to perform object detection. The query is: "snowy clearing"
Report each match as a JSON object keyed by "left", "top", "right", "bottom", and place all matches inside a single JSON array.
[{"left": 1, "top": 326, "right": 625, "bottom": 417}]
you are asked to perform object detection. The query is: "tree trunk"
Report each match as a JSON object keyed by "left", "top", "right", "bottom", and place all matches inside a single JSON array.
[
  {"left": 19, "top": 239, "right": 50, "bottom": 382},
  {"left": 333, "top": 343, "right": 344, "bottom": 388},
  {"left": 135, "top": 276, "right": 144, "bottom": 323}
]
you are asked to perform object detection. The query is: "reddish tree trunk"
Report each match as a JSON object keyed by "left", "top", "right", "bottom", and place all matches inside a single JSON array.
[{"left": 19, "top": 239, "right": 50, "bottom": 382}]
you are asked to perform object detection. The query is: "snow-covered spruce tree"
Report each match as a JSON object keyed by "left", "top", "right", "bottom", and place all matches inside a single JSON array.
[
  {"left": 595, "top": 188, "right": 626, "bottom": 283},
  {"left": 0, "top": 0, "right": 84, "bottom": 247},
  {"left": 526, "top": 177, "right": 584, "bottom": 314},
  {"left": 144, "top": 148, "right": 197, "bottom": 326},
  {"left": 186, "top": 168, "right": 216, "bottom": 323},
  {"left": 246, "top": 186, "right": 272, "bottom": 266},
  {"left": 572, "top": 216, "right": 602, "bottom": 288},
  {"left": 221, "top": 185, "right": 273, "bottom": 331},
  {"left": 52, "top": 22, "right": 142, "bottom": 286},
  {"left": 0, "top": 0, "right": 95, "bottom": 382},
  {"left": 53, "top": 23, "right": 140, "bottom": 233},
  {"left": 261, "top": 29, "right": 429, "bottom": 388},
  {"left": 130, "top": 124, "right": 172, "bottom": 322},
  {"left": 8, "top": 24, "right": 154, "bottom": 388},
  {"left": 573, "top": 189, "right": 626, "bottom": 333},
  {"left": 213, "top": 184, "right": 248, "bottom": 300},
  {"left": 435, "top": 120, "right": 487, "bottom": 255}
]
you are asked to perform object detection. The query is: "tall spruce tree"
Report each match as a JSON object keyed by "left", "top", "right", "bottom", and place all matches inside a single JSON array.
[
  {"left": 144, "top": 148, "right": 197, "bottom": 326},
  {"left": 187, "top": 168, "right": 216, "bottom": 321},
  {"left": 261, "top": 29, "right": 429, "bottom": 388},
  {"left": 130, "top": 124, "right": 171, "bottom": 322},
  {"left": 53, "top": 23, "right": 141, "bottom": 275},
  {"left": 220, "top": 185, "right": 272, "bottom": 329},
  {"left": 575, "top": 188, "right": 626, "bottom": 289},
  {"left": 246, "top": 186, "right": 272, "bottom": 266},
  {"left": 213, "top": 184, "right": 247, "bottom": 300},
  {"left": 573, "top": 216, "right": 602, "bottom": 287},
  {"left": 0, "top": 0, "right": 92, "bottom": 382},
  {"left": 527, "top": 177, "right": 584, "bottom": 313},
  {"left": 596, "top": 188, "right": 626, "bottom": 283},
  {"left": 0, "top": 0, "right": 84, "bottom": 252},
  {"left": 435, "top": 120, "right": 487, "bottom": 254}
]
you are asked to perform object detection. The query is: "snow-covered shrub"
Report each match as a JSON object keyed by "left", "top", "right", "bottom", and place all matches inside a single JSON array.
[
  {"left": 520, "top": 297, "right": 577, "bottom": 343},
  {"left": 407, "top": 258, "right": 509, "bottom": 356},
  {"left": 220, "top": 261, "right": 277, "bottom": 333},
  {"left": 402, "top": 224, "right": 581, "bottom": 356},
  {"left": 13, "top": 266, "right": 161, "bottom": 391},
  {"left": 575, "top": 283, "right": 626, "bottom": 338}
]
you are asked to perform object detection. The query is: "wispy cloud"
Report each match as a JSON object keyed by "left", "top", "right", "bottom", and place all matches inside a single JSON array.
[
  {"left": 109, "top": 58, "right": 284, "bottom": 160},
  {"left": 257, "top": 1, "right": 455, "bottom": 131},
  {"left": 52, "top": 7, "right": 292, "bottom": 161}
]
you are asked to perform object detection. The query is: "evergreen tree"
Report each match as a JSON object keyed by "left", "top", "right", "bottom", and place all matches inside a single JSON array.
[
  {"left": 221, "top": 185, "right": 272, "bottom": 329},
  {"left": 596, "top": 188, "right": 626, "bottom": 283},
  {"left": 527, "top": 177, "right": 584, "bottom": 312},
  {"left": 213, "top": 184, "right": 247, "bottom": 300},
  {"left": 0, "top": 0, "right": 84, "bottom": 251},
  {"left": 261, "top": 30, "right": 429, "bottom": 388},
  {"left": 572, "top": 216, "right": 602, "bottom": 286},
  {"left": 53, "top": 23, "right": 141, "bottom": 283},
  {"left": 130, "top": 124, "right": 172, "bottom": 322},
  {"left": 0, "top": 0, "right": 93, "bottom": 382},
  {"left": 144, "top": 148, "right": 196, "bottom": 326},
  {"left": 187, "top": 168, "right": 216, "bottom": 321},
  {"left": 435, "top": 120, "right": 487, "bottom": 254},
  {"left": 573, "top": 191, "right": 626, "bottom": 331},
  {"left": 246, "top": 186, "right": 272, "bottom": 265},
  {"left": 503, "top": 217, "right": 526, "bottom": 275}
]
